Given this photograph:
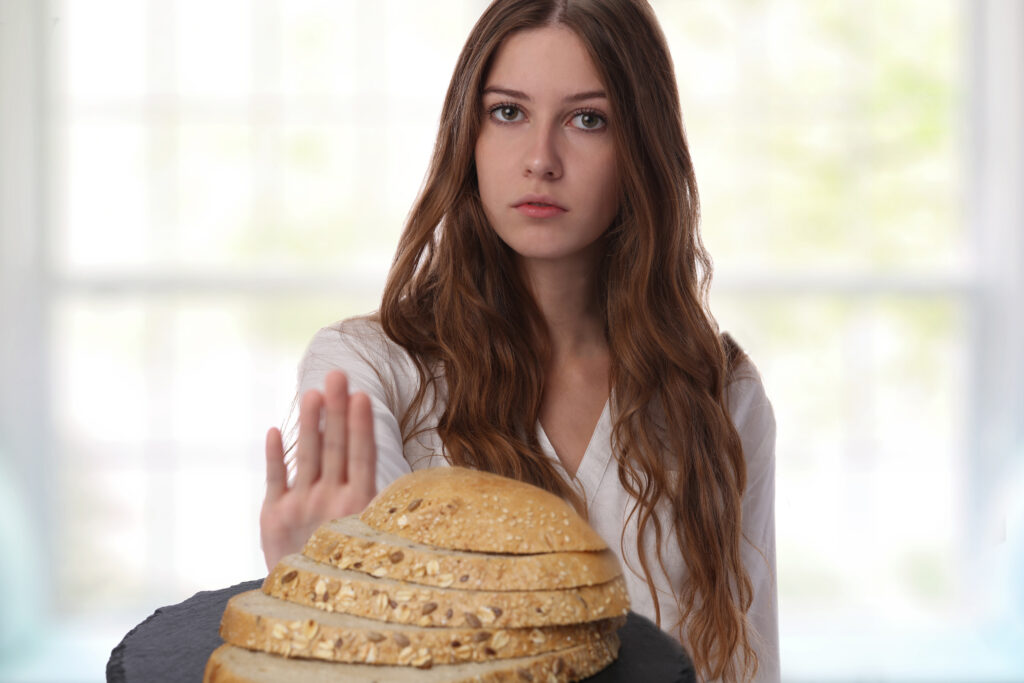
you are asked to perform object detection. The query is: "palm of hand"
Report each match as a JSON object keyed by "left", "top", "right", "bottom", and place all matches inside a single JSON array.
[
  {"left": 259, "top": 473, "right": 374, "bottom": 563},
  {"left": 259, "top": 371, "right": 377, "bottom": 571}
]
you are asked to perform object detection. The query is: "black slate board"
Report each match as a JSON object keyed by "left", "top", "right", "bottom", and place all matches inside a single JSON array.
[{"left": 107, "top": 579, "right": 696, "bottom": 682}]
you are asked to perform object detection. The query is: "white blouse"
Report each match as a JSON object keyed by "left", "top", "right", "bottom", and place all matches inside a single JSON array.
[{"left": 296, "top": 316, "right": 780, "bottom": 682}]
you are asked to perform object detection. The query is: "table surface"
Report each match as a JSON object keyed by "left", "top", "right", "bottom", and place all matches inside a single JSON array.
[{"left": 107, "top": 578, "right": 696, "bottom": 683}]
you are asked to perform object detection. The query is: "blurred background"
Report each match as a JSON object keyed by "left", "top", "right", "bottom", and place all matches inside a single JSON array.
[{"left": 1, "top": 0, "right": 1022, "bottom": 681}]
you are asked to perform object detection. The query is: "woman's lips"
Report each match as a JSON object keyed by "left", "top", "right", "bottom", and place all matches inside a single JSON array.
[{"left": 515, "top": 203, "right": 567, "bottom": 218}]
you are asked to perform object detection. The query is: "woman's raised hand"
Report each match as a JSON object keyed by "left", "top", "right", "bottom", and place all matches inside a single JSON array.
[{"left": 259, "top": 370, "right": 377, "bottom": 571}]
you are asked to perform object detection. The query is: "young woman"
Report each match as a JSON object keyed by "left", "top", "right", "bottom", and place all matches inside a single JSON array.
[{"left": 259, "top": 1, "right": 778, "bottom": 681}]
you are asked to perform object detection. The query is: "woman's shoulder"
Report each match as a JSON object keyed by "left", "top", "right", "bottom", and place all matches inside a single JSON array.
[
  {"left": 727, "top": 354, "right": 769, "bottom": 399},
  {"left": 299, "top": 313, "right": 420, "bottom": 399},
  {"left": 311, "top": 313, "right": 384, "bottom": 344},
  {"left": 721, "top": 333, "right": 772, "bottom": 416},
  {"left": 307, "top": 314, "right": 406, "bottom": 364},
  {"left": 724, "top": 349, "right": 776, "bottom": 463}
]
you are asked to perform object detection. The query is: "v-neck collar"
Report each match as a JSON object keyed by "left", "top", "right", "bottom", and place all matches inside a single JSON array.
[{"left": 536, "top": 396, "right": 615, "bottom": 501}]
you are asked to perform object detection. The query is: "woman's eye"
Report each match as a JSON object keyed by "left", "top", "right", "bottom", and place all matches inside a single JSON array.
[
  {"left": 571, "top": 110, "right": 607, "bottom": 131},
  {"left": 490, "top": 104, "right": 524, "bottom": 123}
]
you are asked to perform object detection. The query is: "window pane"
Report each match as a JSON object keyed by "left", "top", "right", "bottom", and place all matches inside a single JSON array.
[
  {"left": 51, "top": 293, "right": 382, "bottom": 613},
  {"left": 175, "top": 0, "right": 253, "bottom": 98},
  {"left": 64, "top": 0, "right": 147, "bottom": 99},
  {"left": 381, "top": 1, "right": 477, "bottom": 98},
  {"left": 60, "top": 120, "right": 150, "bottom": 270},
  {"left": 176, "top": 123, "right": 257, "bottom": 266},
  {"left": 664, "top": 0, "right": 964, "bottom": 273},
  {"left": 279, "top": 122, "right": 374, "bottom": 267},
  {"left": 713, "top": 294, "right": 967, "bottom": 621},
  {"left": 281, "top": 0, "right": 359, "bottom": 97}
]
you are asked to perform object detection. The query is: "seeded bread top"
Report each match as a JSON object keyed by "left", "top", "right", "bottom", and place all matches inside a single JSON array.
[{"left": 359, "top": 467, "right": 608, "bottom": 554}]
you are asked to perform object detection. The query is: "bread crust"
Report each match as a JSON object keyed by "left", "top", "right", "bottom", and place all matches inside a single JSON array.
[
  {"left": 304, "top": 516, "right": 622, "bottom": 591},
  {"left": 263, "top": 554, "right": 630, "bottom": 629},
  {"left": 360, "top": 467, "right": 608, "bottom": 553},
  {"left": 220, "top": 589, "right": 624, "bottom": 666},
  {"left": 204, "top": 633, "right": 620, "bottom": 682}
]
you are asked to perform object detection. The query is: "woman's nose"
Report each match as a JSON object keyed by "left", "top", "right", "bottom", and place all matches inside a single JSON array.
[{"left": 523, "top": 123, "right": 563, "bottom": 179}]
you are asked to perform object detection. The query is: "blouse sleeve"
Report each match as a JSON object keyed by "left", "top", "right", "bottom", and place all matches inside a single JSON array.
[
  {"left": 727, "top": 362, "right": 780, "bottom": 683},
  {"left": 295, "top": 318, "right": 413, "bottom": 493}
]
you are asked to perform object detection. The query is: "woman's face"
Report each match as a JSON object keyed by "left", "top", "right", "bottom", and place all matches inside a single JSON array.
[{"left": 474, "top": 25, "right": 620, "bottom": 274}]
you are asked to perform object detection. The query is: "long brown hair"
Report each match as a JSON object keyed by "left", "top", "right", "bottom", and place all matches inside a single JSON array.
[{"left": 377, "top": 0, "right": 756, "bottom": 679}]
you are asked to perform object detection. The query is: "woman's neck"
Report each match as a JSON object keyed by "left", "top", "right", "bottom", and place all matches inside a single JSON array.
[{"left": 518, "top": 255, "right": 607, "bottom": 359}]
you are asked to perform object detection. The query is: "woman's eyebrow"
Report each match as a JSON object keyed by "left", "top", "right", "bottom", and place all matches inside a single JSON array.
[{"left": 481, "top": 86, "right": 607, "bottom": 102}]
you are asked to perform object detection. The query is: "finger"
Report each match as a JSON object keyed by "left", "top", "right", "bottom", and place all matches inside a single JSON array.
[
  {"left": 294, "top": 389, "right": 324, "bottom": 489},
  {"left": 320, "top": 371, "right": 349, "bottom": 485},
  {"left": 346, "top": 392, "right": 377, "bottom": 502},
  {"left": 264, "top": 427, "right": 287, "bottom": 503}
]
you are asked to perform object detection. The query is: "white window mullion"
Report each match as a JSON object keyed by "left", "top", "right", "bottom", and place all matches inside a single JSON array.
[
  {"left": 964, "top": 0, "right": 1024, "bottom": 598},
  {"left": 0, "top": 0, "right": 56, "bottom": 635}
]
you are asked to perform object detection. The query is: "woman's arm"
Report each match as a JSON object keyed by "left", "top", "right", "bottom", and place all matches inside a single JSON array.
[
  {"left": 296, "top": 321, "right": 414, "bottom": 491},
  {"left": 729, "top": 364, "right": 780, "bottom": 682}
]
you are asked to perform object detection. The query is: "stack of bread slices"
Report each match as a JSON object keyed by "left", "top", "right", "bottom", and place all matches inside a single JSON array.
[{"left": 204, "top": 466, "right": 631, "bottom": 682}]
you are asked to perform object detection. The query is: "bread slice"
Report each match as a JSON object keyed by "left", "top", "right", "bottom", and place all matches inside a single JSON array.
[
  {"left": 204, "top": 633, "right": 620, "bottom": 682},
  {"left": 360, "top": 466, "right": 607, "bottom": 554},
  {"left": 221, "top": 589, "right": 625, "bottom": 666},
  {"left": 264, "top": 553, "right": 630, "bottom": 629},
  {"left": 303, "top": 515, "right": 622, "bottom": 591}
]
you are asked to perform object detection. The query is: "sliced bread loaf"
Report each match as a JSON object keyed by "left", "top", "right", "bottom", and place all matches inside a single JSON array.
[
  {"left": 359, "top": 466, "right": 607, "bottom": 553},
  {"left": 263, "top": 553, "right": 630, "bottom": 629},
  {"left": 303, "top": 515, "right": 622, "bottom": 591},
  {"left": 221, "top": 589, "right": 625, "bottom": 666},
  {"left": 204, "top": 633, "right": 620, "bottom": 683}
]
